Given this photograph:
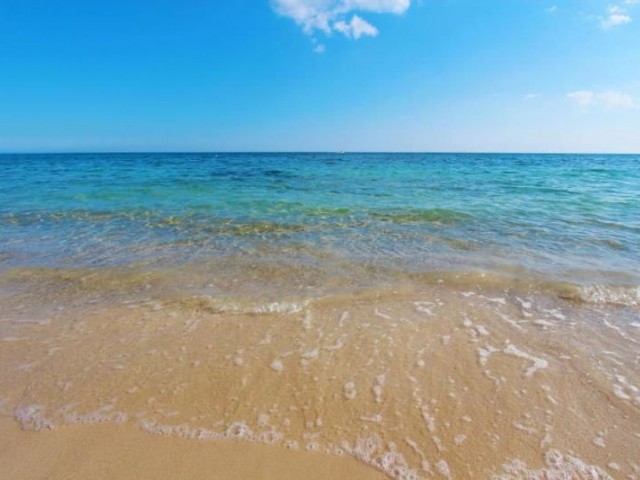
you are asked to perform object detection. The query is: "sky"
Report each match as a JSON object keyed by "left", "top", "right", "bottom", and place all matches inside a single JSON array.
[{"left": 0, "top": 0, "right": 639, "bottom": 153}]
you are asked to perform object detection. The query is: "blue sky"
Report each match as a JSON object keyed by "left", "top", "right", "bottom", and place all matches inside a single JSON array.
[{"left": 0, "top": 0, "right": 639, "bottom": 153}]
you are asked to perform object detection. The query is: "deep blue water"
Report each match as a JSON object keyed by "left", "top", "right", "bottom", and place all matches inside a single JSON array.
[{"left": 1, "top": 153, "right": 639, "bottom": 286}]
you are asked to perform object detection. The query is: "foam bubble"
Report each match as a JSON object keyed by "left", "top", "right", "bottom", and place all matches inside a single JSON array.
[
  {"left": 435, "top": 459, "right": 452, "bottom": 478},
  {"left": 270, "top": 359, "right": 284, "bottom": 372},
  {"left": 344, "top": 381, "right": 357, "bottom": 400},
  {"left": 374, "top": 308, "right": 393, "bottom": 320},
  {"left": 494, "top": 450, "right": 613, "bottom": 480},
  {"left": 373, "top": 374, "right": 386, "bottom": 404},
  {"left": 302, "top": 348, "right": 319, "bottom": 359},
  {"left": 324, "top": 334, "right": 346, "bottom": 351},
  {"left": 475, "top": 325, "right": 490, "bottom": 336},
  {"left": 454, "top": 434, "right": 467, "bottom": 446},
  {"left": 14, "top": 405, "right": 54, "bottom": 431},
  {"left": 504, "top": 344, "right": 548, "bottom": 377},
  {"left": 414, "top": 302, "right": 435, "bottom": 316},
  {"left": 421, "top": 406, "right": 436, "bottom": 433},
  {"left": 477, "top": 345, "right": 498, "bottom": 366}
]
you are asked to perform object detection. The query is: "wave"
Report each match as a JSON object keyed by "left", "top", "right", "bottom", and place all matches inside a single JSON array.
[
  {"left": 2, "top": 260, "right": 638, "bottom": 309},
  {"left": 564, "top": 284, "right": 640, "bottom": 307}
]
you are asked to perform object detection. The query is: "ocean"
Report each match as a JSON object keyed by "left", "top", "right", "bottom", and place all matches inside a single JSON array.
[{"left": 1, "top": 153, "right": 639, "bottom": 478}]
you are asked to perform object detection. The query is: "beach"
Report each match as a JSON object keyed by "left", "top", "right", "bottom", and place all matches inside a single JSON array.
[{"left": 1, "top": 153, "right": 639, "bottom": 479}]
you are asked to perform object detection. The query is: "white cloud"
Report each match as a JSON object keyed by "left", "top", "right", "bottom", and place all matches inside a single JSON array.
[
  {"left": 546, "top": 5, "right": 558, "bottom": 13},
  {"left": 271, "top": 0, "right": 410, "bottom": 43},
  {"left": 567, "top": 90, "right": 635, "bottom": 109},
  {"left": 600, "top": 4, "right": 633, "bottom": 28},
  {"left": 334, "top": 15, "right": 379, "bottom": 38}
]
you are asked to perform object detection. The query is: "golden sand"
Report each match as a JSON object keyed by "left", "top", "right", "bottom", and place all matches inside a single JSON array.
[
  {"left": 0, "top": 278, "right": 639, "bottom": 479},
  {"left": 0, "top": 417, "right": 384, "bottom": 479}
]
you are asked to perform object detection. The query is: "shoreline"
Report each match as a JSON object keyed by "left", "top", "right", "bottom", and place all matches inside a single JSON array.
[
  {"left": 1, "top": 281, "right": 636, "bottom": 479},
  {"left": 0, "top": 416, "right": 385, "bottom": 480}
]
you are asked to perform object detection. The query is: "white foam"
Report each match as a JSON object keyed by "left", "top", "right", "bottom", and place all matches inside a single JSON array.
[
  {"left": 578, "top": 285, "right": 640, "bottom": 307},
  {"left": 374, "top": 308, "right": 393, "bottom": 320},
  {"left": 414, "top": 302, "right": 435, "bottom": 316},
  {"left": 361, "top": 414, "right": 383, "bottom": 423},
  {"left": 184, "top": 317, "right": 201, "bottom": 335},
  {"left": 495, "top": 312, "right": 525, "bottom": 331},
  {"left": 284, "top": 440, "right": 299, "bottom": 450},
  {"left": 454, "top": 434, "right": 467, "bottom": 446},
  {"left": 533, "top": 319, "right": 554, "bottom": 329},
  {"left": 475, "top": 325, "right": 490, "bottom": 336},
  {"left": 435, "top": 460, "right": 452, "bottom": 478},
  {"left": 504, "top": 344, "right": 548, "bottom": 378},
  {"left": 63, "top": 407, "right": 128, "bottom": 426},
  {"left": 342, "top": 435, "right": 422, "bottom": 480},
  {"left": 14, "top": 405, "right": 54, "bottom": 431},
  {"left": 431, "top": 435, "right": 445, "bottom": 453},
  {"left": 494, "top": 449, "right": 613, "bottom": 480},
  {"left": 482, "top": 296, "right": 507, "bottom": 305},
  {"left": 542, "top": 308, "right": 566, "bottom": 321},
  {"left": 344, "top": 381, "right": 357, "bottom": 400},
  {"left": 373, "top": 374, "right": 386, "bottom": 404},
  {"left": 301, "top": 348, "right": 319, "bottom": 360},
  {"left": 421, "top": 406, "right": 436, "bottom": 433},
  {"left": 607, "top": 462, "right": 620, "bottom": 472},
  {"left": 516, "top": 297, "right": 532, "bottom": 310},
  {"left": 324, "top": 334, "right": 347, "bottom": 351},
  {"left": 302, "top": 310, "right": 313, "bottom": 330},
  {"left": 270, "top": 359, "right": 284, "bottom": 372},
  {"left": 477, "top": 345, "right": 498, "bottom": 366},
  {"left": 197, "top": 296, "right": 309, "bottom": 315},
  {"left": 404, "top": 437, "right": 426, "bottom": 459},
  {"left": 513, "top": 421, "right": 537, "bottom": 435}
]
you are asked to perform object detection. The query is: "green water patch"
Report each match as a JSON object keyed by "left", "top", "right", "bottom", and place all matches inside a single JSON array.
[{"left": 369, "top": 209, "right": 473, "bottom": 225}]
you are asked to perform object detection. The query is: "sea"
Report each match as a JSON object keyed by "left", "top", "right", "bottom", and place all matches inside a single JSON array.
[{"left": 1, "top": 153, "right": 639, "bottom": 479}]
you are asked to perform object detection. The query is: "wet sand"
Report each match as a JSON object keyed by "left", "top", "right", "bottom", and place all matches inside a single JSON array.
[
  {"left": 0, "top": 417, "right": 384, "bottom": 479},
  {"left": 0, "top": 273, "right": 638, "bottom": 479}
]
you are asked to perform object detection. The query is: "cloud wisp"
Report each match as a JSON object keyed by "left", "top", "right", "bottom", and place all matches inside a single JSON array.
[
  {"left": 599, "top": 0, "right": 638, "bottom": 29},
  {"left": 271, "top": 0, "right": 411, "bottom": 50},
  {"left": 567, "top": 90, "right": 636, "bottom": 109}
]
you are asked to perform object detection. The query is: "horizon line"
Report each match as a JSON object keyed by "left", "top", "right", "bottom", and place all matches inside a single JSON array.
[{"left": 1, "top": 150, "right": 639, "bottom": 156}]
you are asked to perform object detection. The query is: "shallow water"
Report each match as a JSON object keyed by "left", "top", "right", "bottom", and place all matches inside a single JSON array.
[
  {"left": 1, "top": 153, "right": 639, "bottom": 286},
  {"left": 0, "top": 153, "right": 639, "bottom": 478}
]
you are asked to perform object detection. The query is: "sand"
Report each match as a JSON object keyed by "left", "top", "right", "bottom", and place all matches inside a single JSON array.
[
  {"left": 0, "top": 417, "right": 384, "bottom": 480},
  {"left": 1, "top": 273, "right": 639, "bottom": 479}
]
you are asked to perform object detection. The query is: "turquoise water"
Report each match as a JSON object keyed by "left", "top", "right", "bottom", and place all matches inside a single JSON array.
[{"left": 1, "top": 153, "right": 639, "bottom": 289}]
